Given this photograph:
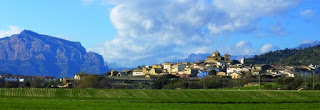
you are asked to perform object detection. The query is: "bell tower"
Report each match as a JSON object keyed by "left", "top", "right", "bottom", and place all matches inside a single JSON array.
[{"left": 224, "top": 54, "right": 230, "bottom": 64}]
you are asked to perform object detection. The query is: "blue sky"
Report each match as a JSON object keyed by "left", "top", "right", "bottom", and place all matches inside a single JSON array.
[
  {"left": 0, "top": 0, "right": 116, "bottom": 47},
  {"left": 0, "top": 0, "right": 319, "bottom": 67}
]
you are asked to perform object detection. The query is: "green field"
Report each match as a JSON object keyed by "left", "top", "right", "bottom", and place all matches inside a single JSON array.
[{"left": 0, "top": 88, "right": 320, "bottom": 109}]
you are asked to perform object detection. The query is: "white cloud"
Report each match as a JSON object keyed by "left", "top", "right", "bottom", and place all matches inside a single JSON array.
[
  {"left": 0, "top": 25, "right": 24, "bottom": 38},
  {"left": 227, "top": 41, "right": 256, "bottom": 55},
  {"left": 300, "top": 9, "right": 316, "bottom": 22},
  {"left": 94, "top": 0, "right": 303, "bottom": 67},
  {"left": 236, "top": 41, "right": 249, "bottom": 48},
  {"left": 261, "top": 44, "right": 277, "bottom": 53},
  {"left": 225, "top": 41, "right": 279, "bottom": 55}
]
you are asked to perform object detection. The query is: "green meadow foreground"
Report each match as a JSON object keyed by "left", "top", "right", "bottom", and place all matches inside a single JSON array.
[{"left": 0, "top": 88, "right": 320, "bottom": 110}]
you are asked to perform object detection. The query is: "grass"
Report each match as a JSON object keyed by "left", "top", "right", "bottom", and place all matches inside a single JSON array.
[
  {"left": 0, "top": 88, "right": 320, "bottom": 109},
  {"left": 217, "top": 83, "right": 282, "bottom": 90}
]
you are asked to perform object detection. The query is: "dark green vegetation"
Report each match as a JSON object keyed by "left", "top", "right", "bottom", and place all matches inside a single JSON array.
[
  {"left": 1, "top": 88, "right": 320, "bottom": 109},
  {"left": 246, "top": 46, "right": 320, "bottom": 65},
  {"left": 155, "top": 76, "right": 233, "bottom": 89},
  {"left": 153, "top": 74, "right": 320, "bottom": 90}
]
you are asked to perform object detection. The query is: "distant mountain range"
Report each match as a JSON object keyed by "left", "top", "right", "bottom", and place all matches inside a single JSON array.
[
  {"left": 294, "top": 41, "right": 320, "bottom": 50},
  {"left": 104, "top": 62, "right": 134, "bottom": 71},
  {"left": 0, "top": 30, "right": 107, "bottom": 78}
]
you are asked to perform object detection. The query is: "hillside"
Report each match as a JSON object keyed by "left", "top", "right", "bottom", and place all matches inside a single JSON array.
[
  {"left": 0, "top": 30, "right": 107, "bottom": 77},
  {"left": 246, "top": 45, "right": 320, "bottom": 65}
]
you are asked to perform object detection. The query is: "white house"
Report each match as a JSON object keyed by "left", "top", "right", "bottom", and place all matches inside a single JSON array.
[{"left": 132, "top": 69, "right": 144, "bottom": 76}]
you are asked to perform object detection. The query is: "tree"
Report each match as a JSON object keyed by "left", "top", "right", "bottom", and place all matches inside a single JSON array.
[
  {"left": 207, "top": 77, "right": 222, "bottom": 88},
  {"left": 99, "top": 77, "right": 113, "bottom": 89},
  {"left": 209, "top": 70, "right": 217, "bottom": 76},
  {"left": 30, "top": 79, "right": 45, "bottom": 88},
  {"left": 276, "top": 77, "right": 303, "bottom": 90},
  {"left": 152, "top": 74, "right": 178, "bottom": 89},
  {"left": 306, "top": 75, "right": 319, "bottom": 90},
  {"left": 231, "top": 60, "right": 240, "bottom": 65},
  {"left": 244, "top": 71, "right": 253, "bottom": 78},
  {"left": 74, "top": 75, "right": 99, "bottom": 88}
]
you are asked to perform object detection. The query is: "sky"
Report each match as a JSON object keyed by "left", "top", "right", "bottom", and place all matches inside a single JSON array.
[{"left": 0, "top": 0, "right": 319, "bottom": 67}]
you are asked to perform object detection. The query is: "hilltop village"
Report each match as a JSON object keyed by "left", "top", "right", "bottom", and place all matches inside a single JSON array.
[
  {"left": 1, "top": 50, "right": 319, "bottom": 89},
  {"left": 113, "top": 51, "right": 316, "bottom": 79}
]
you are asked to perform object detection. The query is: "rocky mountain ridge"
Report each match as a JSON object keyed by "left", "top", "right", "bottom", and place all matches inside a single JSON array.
[{"left": 0, "top": 30, "right": 107, "bottom": 78}]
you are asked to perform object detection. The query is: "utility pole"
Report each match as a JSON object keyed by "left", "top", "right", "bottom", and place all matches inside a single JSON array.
[
  {"left": 313, "top": 70, "right": 315, "bottom": 90},
  {"left": 222, "top": 76, "right": 225, "bottom": 89}
]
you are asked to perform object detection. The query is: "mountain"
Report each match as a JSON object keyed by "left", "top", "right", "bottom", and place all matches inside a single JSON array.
[
  {"left": 294, "top": 41, "right": 320, "bottom": 50},
  {"left": 0, "top": 30, "right": 107, "bottom": 78},
  {"left": 105, "top": 62, "right": 134, "bottom": 71},
  {"left": 176, "top": 53, "right": 210, "bottom": 62},
  {"left": 246, "top": 46, "right": 320, "bottom": 66}
]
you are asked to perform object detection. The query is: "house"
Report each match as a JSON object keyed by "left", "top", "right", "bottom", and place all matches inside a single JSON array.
[
  {"left": 0, "top": 75, "right": 19, "bottom": 82},
  {"left": 274, "top": 66, "right": 295, "bottom": 77},
  {"left": 109, "top": 76, "right": 154, "bottom": 89},
  {"left": 265, "top": 68, "right": 280, "bottom": 77},
  {"left": 216, "top": 72, "right": 226, "bottom": 77},
  {"left": 190, "top": 63, "right": 205, "bottom": 70},
  {"left": 132, "top": 69, "right": 144, "bottom": 76},
  {"left": 58, "top": 78, "right": 74, "bottom": 88},
  {"left": 227, "top": 65, "right": 242, "bottom": 74},
  {"left": 230, "top": 72, "right": 242, "bottom": 79},
  {"left": 74, "top": 74, "right": 82, "bottom": 80},
  {"left": 178, "top": 64, "right": 186, "bottom": 71},
  {"left": 119, "top": 70, "right": 131, "bottom": 76},
  {"left": 60, "top": 78, "right": 73, "bottom": 84},
  {"left": 116, "top": 72, "right": 129, "bottom": 77},
  {"left": 150, "top": 68, "right": 163, "bottom": 75},
  {"left": 0, "top": 75, "right": 55, "bottom": 83},
  {"left": 197, "top": 70, "right": 209, "bottom": 78},
  {"left": 171, "top": 65, "right": 179, "bottom": 73},
  {"left": 143, "top": 66, "right": 152, "bottom": 75},
  {"left": 162, "top": 63, "right": 171, "bottom": 73},
  {"left": 150, "top": 65, "right": 163, "bottom": 75},
  {"left": 227, "top": 65, "right": 250, "bottom": 76},
  {"left": 251, "top": 64, "right": 271, "bottom": 75}
]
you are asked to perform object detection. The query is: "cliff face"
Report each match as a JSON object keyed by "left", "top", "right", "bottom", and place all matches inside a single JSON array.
[{"left": 0, "top": 30, "right": 107, "bottom": 77}]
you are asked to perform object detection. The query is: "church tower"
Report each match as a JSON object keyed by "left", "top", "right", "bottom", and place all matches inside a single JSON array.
[
  {"left": 224, "top": 54, "right": 230, "bottom": 64},
  {"left": 240, "top": 57, "right": 245, "bottom": 64}
]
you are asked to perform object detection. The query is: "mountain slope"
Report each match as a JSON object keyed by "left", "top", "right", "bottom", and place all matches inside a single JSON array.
[
  {"left": 0, "top": 30, "right": 107, "bottom": 77},
  {"left": 246, "top": 46, "right": 320, "bottom": 66}
]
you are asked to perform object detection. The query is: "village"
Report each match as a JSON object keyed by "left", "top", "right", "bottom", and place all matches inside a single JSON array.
[{"left": 108, "top": 51, "right": 319, "bottom": 80}]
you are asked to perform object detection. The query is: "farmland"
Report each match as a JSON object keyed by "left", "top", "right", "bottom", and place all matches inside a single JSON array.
[{"left": 0, "top": 88, "right": 320, "bottom": 109}]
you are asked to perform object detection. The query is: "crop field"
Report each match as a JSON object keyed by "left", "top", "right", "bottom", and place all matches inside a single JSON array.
[{"left": 0, "top": 88, "right": 320, "bottom": 109}]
